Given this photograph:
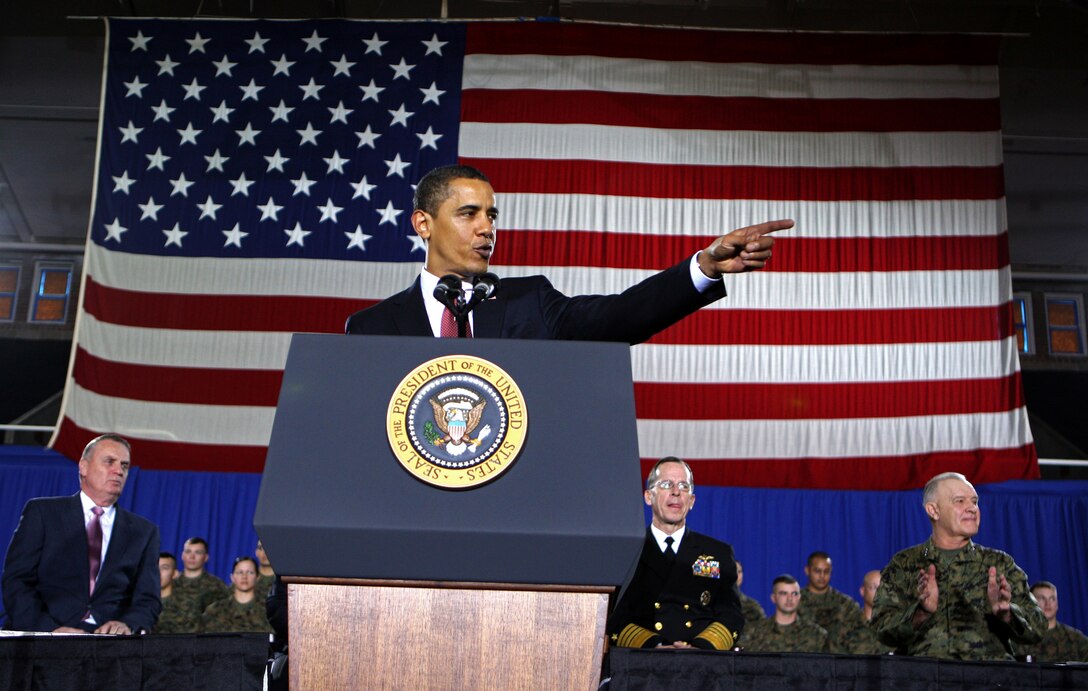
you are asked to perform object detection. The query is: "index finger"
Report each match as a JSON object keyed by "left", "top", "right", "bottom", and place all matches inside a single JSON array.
[{"left": 742, "top": 219, "right": 794, "bottom": 238}]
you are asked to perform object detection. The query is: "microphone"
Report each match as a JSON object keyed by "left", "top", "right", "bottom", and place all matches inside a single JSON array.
[
  {"left": 433, "top": 274, "right": 464, "bottom": 314},
  {"left": 469, "top": 272, "right": 501, "bottom": 305}
]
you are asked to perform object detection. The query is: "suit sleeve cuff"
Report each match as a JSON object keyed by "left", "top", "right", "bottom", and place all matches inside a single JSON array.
[
  {"left": 689, "top": 253, "right": 723, "bottom": 293},
  {"left": 613, "top": 623, "right": 662, "bottom": 649}
]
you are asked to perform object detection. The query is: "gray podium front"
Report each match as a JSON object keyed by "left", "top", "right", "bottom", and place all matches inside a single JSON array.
[{"left": 254, "top": 334, "right": 648, "bottom": 690}]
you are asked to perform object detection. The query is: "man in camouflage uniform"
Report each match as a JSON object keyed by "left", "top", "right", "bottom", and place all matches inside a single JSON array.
[
  {"left": 740, "top": 575, "right": 830, "bottom": 653},
  {"left": 735, "top": 559, "right": 766, "bottom": 624},
  {"left": 842, "top": 570, "right": 893, "bottom": 655},
  {"left": 170, "top": 537, "right": 229, "bottom": 632},
  {"left": 152, "top": 552, "right": 187, "bottom": 633},
  {"left": 871, "top": 472, "right": 1046, "bottom": 660},
  {"left": 798, "top": 551, "right": 860, "bottom": 653},
  {"left": 254, "top": 540, "right": 275, "bottom": 603},
  {"left": 200, "top": 556, "right": 273, "bottom": 633},
  {"left": 1015, "top": 581, "right": 1088, "bottom": 662}
]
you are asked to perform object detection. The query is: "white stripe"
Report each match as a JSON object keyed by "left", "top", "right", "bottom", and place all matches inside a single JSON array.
[
  {"left": 463, "top": 55, "right": 999, "bottom": 100},
  {"left": 637, "top": 408, "right": 1033, "bottom": 460},
  {"left": 631, "top": 339, "right": 1021, "bottom": 384},
  {"left": 459, "top": 123, "right": 1002, "bottom": 168},
  {"left": 64, "top": 383, "right": 274, "bottom": 446},
  {"left": 497, "top": 194, "right": 1007, "bottom": 239}
]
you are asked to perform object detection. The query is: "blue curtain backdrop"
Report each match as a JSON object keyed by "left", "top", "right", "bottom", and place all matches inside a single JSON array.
[{"left": 2, "top": 445, "right": 1086, "bottom": 633}]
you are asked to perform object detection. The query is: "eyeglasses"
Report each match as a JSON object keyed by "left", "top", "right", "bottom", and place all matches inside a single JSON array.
[{"left": 653, "top": 480, "right": 693, "bottom": 493}]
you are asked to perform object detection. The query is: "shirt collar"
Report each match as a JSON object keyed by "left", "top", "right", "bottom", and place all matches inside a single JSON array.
[
  {"left": 80, "top": 491, "right": 116, "bottom": 518},
  {"left": 650, "top": 524, "right": 686, "bottom": 552}
]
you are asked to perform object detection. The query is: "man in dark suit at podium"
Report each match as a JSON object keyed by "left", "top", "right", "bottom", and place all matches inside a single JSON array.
[
  {"left": 345, "top": 165, "right": 791, "bottom": 339},
  {"left": 2, "top": 434, "right": 161, "bottom": 634},
  {"left": 608, "top": 457, "right": 744, "bottom": 650}
]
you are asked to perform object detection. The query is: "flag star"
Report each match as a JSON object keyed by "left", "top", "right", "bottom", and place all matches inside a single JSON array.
[
  {"left": 185, "top": 32, "right": 210, "bottom": 54},
  {"left": 359, "top": 78, "right": 384, "bottom": 103},
  {"left": 196, "top": 195, "right": 223, "bottom": 220},
  {"left": 258, "top": 196, "right": 284, "bottom": 221},
  {"left": 112, "top": 170, "right": 136, "bottom": 194},
  {"left": 124, "top": 76, "right": 147, "bottom": 98},
  {"left": 327, "top": 100, "right": 352, "bottom": 124},
  {"left": 416, "top": 126, "right": 443, "bottom": 150},
  {"left": 388, "top": 103, "right": 414, "bottom": 127},
  {"left": 408, "top": 234, "right": 427, "bottom": 253},
  {"left": 270, "top": 54, "right": 295, "bottom": 76},
  {"left": 390, "top": 58, "right": 416, "bottom": 81},
  {"left": 302, "top": 30, "right": 327, "bottom": 52},
  {"left": 210, "top": 100, "right": 234, "bottom": 123},
  {"left": 362, "top": 32, "right": 387, "bottom": 55},
  {"left": 269, "top": 99, "right": 295, "bottom": 123},
  {"left": 299, "top": 78, "right": 324, "bottom": 100},
  {"left": 205, "top": 149, "right": 229, "bottom": 172},
  {"left": 128, "top": 31, "right": 152, "bottom": 52},
  {"left": 345, "top": 225, "right": 372, "bottom": 251},
  {"left": 291, "top": 172, "right": 317, "bottom": 196},
  {"left": 212, "top": 55, "right": 237, "bottom": 77},
  {"left": 384, "top": 153, "right": 411, "bottom": 178},
  {"left": 170, "top": 173, "right": 195, "bottom": 197},
  {"left": 151, "top": 99, "right": 175, "bottom": 122},
  {"left": 163, "top": 222, "right": 188, "bottom": 247},
  {"left": 355, "top": 125, "right": 380, "bottom": 149},
  {"left": 351, "top": 175, "right": 376, "bottom": 200},
  {"left": 284, "top": 222, "right": 311, "bottom": 247},
  {"left": 422, "top": 34, "right": 448, "bottom": 56},
  {"left": 419, "top": 82, "right": 445, "bottom": 105},
  {"left": 245, "top": 31, "right": 269, "bottom": 53},
  {"left": 239, "top": 79, "right": 264, "bottom": 101},
  {"left": 146, "top": 147, "right": 171, "bottom": 171},
  {"left": 330, "top": 54, "right": 355, "bottom": 77},
  {"left": 229, "top": 172, "right": 255, "bottom": 197},
  {"left": 324, "top": 150, "right": 349, "bottom": 174},
  {"left": 138, "top": 196, "right": 164, "bottom": 220},
  {"left": 155, "top": 54, "right": 179, "bottom": 76},
  {"left": 264, "top": 149, "right": 289, "bottom": 172},
  {"left": 118, "top": 120, "right": 143, "bottom": 143},
  {"left": 377, "top": 200, "right": 403, "bottom": 225},
  {"left": 182, "top": 78, "right": 206, "bottom": 101},
  {"left": 177, "top": 122, "right": 202, "bottom": 145},
  {"left": 296, "top": 122, "right": 321, "bottom": 146},
  {"left": 317, "top": 198, "right": 344, "bottom": 223},
  {"left": 222, "top": 223, "right": 249, "bottom": 248},
  {"left": 236, "top": 123, "right": 261, "bottom": 146},
  {"left": 104, "top": 218, "right": 128, "bottom": 242}
]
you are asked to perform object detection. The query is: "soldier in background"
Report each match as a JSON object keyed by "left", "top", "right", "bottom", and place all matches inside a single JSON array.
[
  {"left": 254, "top": 540, "right": 275, "bottom": 602},
  {"left": 798, "top": 551, "right": 861, "bottom": 653},
  {"left": 842, "top": 570, "right": 893, "bottom": 655},
  {"left": 170, "top": 536, "right": 229, "bottom": 632},
  {"left": 741, "top": 574, "right": 830, "bottom": 653},
  {"left": 1015, "top": 581, "right": 1088, "bottom": 662},
  {"left": 735, "top": 559, "right": 766, "bottom": 624},
  {"left": 201, "top": 556, "right": 273, "bottom": 633},
  {"left": 871, "top": 472, "right": 1045, "bottom": 660},
  {"left": 153, "top": 552, "right": 186, "bottom": 633}
]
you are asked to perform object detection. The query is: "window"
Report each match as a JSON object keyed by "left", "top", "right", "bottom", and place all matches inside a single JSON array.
[
  {"left": 1044, "top": 293, "right": 1085, "bottom": 356},
  {"left": 29, "top": 261, "right": 73, "bottom": 323},
  {"left": 0, "top": 262, "right": 20, "bottom": 322},
  {"left": 1012, "top": 292, "right": 1033, "bottom": 355}
]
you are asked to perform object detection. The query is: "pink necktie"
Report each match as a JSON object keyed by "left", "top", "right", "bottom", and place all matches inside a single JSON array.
[
  {"left": 87, "top": 506, "right": 104, "bottom": 595},
  {"left": 440, "top": 307, "right": 472, "bottom": 338}
]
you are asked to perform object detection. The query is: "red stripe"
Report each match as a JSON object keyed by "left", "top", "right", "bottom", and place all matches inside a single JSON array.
[
  {"left": 635, "top": 374, "right": 1026, "bottom": 420},
  {"left": 499, "top": 233, "right": 1010, "bottom": 273},
  {"left": 52, "top": 418, "right": 267, "bottom": 473},
  {"left": 463, "top": 91, "right": 1001, "bottom": 133},
  {"left": 641, "top": 445, "right": 1039, "bottom": 491},
  {"left": 464, "top": 158, "right": 1005, "bottom": 201},
  {"left": 73, "top": 347, "right": 283, "bottom": 406},
  {"left": 83, "top": 277, "right": 375, "bottom": 332},
  {"left": 466, "top": 24, "right": 1001, "bottom": 66}
]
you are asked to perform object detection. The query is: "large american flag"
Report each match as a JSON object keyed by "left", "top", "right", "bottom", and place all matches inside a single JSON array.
[{"left": 52, "top": 18, "right": 1037, "bottom": 489}]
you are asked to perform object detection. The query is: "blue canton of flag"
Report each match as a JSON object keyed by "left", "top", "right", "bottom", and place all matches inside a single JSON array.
[{"left": 95, "top": 19, "right": 464, "bottom": 260}]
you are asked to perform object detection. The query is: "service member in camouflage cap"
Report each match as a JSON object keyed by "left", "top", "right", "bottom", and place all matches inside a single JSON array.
[
  {"left": 200, "top": 556, "right": 273, "bottom": 633},
  {"left": 1015, "top": 581, "right": 1088, "bottom": 662},
  {"left": 740, "top": 574, "right": 829, "bottom": 653},
  {"left": 871, "top": 472, "right": 1046, "bottom": 660}
]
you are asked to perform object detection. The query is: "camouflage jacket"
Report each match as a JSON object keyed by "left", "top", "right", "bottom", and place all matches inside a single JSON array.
[
  {"left": 871, "top": 537, "right": 1046, "bottom": 660},
  {"left": 840, "top": 612, "right": 894, "bottom": 655},
  {"left": 152, "top": 591, "right": 188, "bottom": 634},
  {"left": 169, "top": 571, "right": 230, "bottom": 633},
  {"left": 799, "top": 586, "right": 861, "bottom": 653},
  {"left": 1015, "top": 622, "right": 1088, "bottom": 663},
  {"left": 739, "top": 592, "right": 766, "bottom": 624},
  {"left": 739, "top": 617, "right": 830, "bottom": 653},
  {"left": 200, "top": 595, "right": 273, "bottom": 633},
  {"left": 255, "top": 573, "right": 275, "bottom": 604}
]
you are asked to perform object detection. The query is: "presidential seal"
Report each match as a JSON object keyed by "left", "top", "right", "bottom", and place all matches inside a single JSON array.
[{"left": 386, "top": 355, "right": 527, "bottom": 489}]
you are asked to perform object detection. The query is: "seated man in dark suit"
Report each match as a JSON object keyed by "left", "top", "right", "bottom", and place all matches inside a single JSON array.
[
  {"left": 346, "top": 164, "right": 790, "bottom": 340},
  {"left": 2, "top": 434, "right": 161, "bottom": 634},
  {"left": 608, "top": 456, "right": 744, "bottom": 650}
]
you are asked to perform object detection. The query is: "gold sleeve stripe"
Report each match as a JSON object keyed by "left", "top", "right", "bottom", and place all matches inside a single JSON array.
[
  {"left": 616, "top": 623, "right": 657, "bottom": 648},
  {"left": 694, "top": 622, "right": 735, "bottom": 650}
]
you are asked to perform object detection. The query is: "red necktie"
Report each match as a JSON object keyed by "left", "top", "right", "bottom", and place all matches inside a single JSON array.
[
  {"left": 440, "top": 307, "right": 472, "bottom": 338},
  {"left": 87, "top": 506, "right": 104, "bottom": 595}
]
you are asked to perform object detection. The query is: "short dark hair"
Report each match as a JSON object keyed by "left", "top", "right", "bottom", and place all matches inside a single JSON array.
[
  {"left": 81, "top": 433, "right": 131, "bottom": 460},
  {"left": 772, "top": 574, "right": 799, "bottom": 587},
  {"left": 413, "top": 165, "right": 490, "bottom": 215},
  {"left": 159, "top": 552, "right": 177, "bottom": 567},
  {"left": 233, "top": 556, "right": 259, "bottom": 572},
  {"left": 807, "top": 551, "right": 831, "bottom": 566},
  {"left": 184, "top": 537, "right": 209, "bottom": 550}
]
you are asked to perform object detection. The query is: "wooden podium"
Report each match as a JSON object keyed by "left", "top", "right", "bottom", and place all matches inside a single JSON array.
[{"left": 255, "top": 335, "right": 646, "bottom": 690}]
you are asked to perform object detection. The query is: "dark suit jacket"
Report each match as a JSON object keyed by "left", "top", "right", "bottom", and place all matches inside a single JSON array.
[
  {"left": 2, "top": 495, "right": 161, "bottom": 633},
  {"left": 608, "top": 528, "right": 744, "bottom": 650},
  {"left": 345, "top": 258, "right": 726, "bottom": 342}
]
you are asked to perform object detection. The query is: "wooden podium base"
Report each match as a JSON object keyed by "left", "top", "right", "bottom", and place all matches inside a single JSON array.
[{"left": 287, "top": 578, "right": 611, "bottom": 691}]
